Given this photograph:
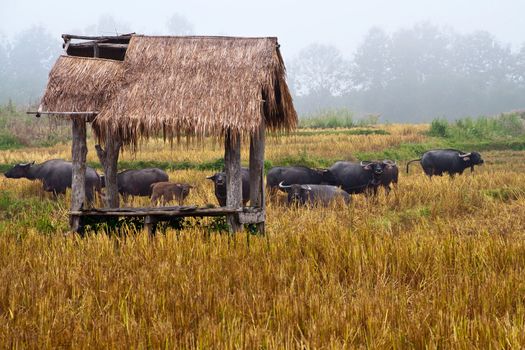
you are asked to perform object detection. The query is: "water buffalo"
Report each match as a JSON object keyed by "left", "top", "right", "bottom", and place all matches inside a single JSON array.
[
  {"left": 329, "top": 160, "right": 393, "bottom": 195},
  {"left": 4, "top": 159, "right": 101, "bottom": 203},
  {"left": 266, "top": 166, "right": 338, "bottom": 194},
  {"left": 380, "top": 160, "right": 399, "bottom": 194},
  {"left": 150, "top": 182, "right": 193, "bottom": 206},
  {"left": 101, "top": 168, "right": 169, "bottom": 203},
  {"left": 278, "top": 182, "right": 351, "bottom": 207},
  {"left": 206, "top": 167, "right": 250, "bottom": 206},
  {"left": 406, "top": 149, "right": 484, "bottom": 177}
]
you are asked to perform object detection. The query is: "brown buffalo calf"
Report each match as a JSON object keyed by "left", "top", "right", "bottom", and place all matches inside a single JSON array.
[{"left": 150, "top": 182, "right": 193, "bottom": 206}]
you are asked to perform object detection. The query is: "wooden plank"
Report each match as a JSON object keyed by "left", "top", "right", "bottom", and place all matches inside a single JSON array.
[
  {"left": 70, "top": 117, "right": 87, "bottom": 232},
  {"left": 225, "top": 130, "right": 243, "bottom": 233},
  {"left": 249, "top": 120, "right": 266, "bottom": 233},
  {"left": 62, "top": 33, "right": 134, "bottom": 41},
  {"left": 27, "top": 111, "right": 99, "bottom": 116},
  {"left": 70, "top": 207, "right": 242, "bottom": 217},
  {"left": 95, "top": 139, "right": 121, "bottom": 208}
]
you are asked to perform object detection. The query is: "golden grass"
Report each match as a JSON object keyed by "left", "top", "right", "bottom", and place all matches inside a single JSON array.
[
  {"left": 1, "top": 125, "right": 525, "bottom": 348},
  {"left": 0, "top": 124, "right": 426, "bottom": 165}
]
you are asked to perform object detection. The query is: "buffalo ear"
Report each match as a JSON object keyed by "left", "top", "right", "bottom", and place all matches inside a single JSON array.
[{"left": 462, "top": 157, "right": 470, "bottom": 162}]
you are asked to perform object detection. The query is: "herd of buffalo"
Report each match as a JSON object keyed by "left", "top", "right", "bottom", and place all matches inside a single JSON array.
[{"left": 3, "top": 149, "right": 484, "bottom": 207}]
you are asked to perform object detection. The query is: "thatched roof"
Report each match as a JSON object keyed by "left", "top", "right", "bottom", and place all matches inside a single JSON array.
[
  {"left": 40, "top": 56, "right": 123, "bottom": 113},
  {"left": 40, "top": 35, "right": 297, "bottom": 146}
]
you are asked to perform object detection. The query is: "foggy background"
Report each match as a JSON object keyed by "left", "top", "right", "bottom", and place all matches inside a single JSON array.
[{"left": 1, "top": 0, "right": 524, "bottom": 122}]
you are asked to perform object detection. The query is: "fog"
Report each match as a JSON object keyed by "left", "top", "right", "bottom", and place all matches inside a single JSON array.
[{"left": 1, "top": 0, "right": 525, "bottom": 121}]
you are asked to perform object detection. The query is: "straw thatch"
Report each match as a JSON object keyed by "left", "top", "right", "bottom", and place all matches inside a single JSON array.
[
  {"left": 92, "top": 36, "right": 297, "bottom": 146},
  {"left": 40, "top": 56, "right": 123, "bottom": 113}
]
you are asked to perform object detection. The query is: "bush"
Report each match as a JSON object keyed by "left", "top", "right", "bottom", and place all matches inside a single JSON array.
[{"left": 428, "top": 118, "right": 449, "bottom": 137}]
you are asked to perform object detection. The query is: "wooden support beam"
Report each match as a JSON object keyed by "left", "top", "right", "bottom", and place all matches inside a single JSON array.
[
  {"left": 62, "top": 33, "right": 134, "bottom": 41},
  {"left": 225, "top": 129, "right": 243, "bottom": 233},
  {"left": 68, "top": 42, "right": 129, "bottom": 50},
  {"left": 95, "top": 138, "right": 121, "bottom": 208},
  {"left": 70, "top": 117, "right": 88, "bottom": 233},
  {"left": 145, "top": 215, "right": 158, "bottom": 237},
  {"left": 249, "top": 120, "right": 266, "bottom": 234},
  {"left": 27, "top": 111, "right": 98, "bottom": 122},
  {"left": 93, "top": 43, "right": 99, "bottom": 58}
]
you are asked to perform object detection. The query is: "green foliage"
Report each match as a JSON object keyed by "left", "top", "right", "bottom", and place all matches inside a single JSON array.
[
  {"left": 429, "top": 113, "right": 525, "bottom": 141},
  {"left": 0, "top": 132, "right": 23, "bottom": 150},
  {"left": 299, "top": 109, "right": 379, "bottom": 129},
  {"left": 0, "top": 103, "right": 71, "bottom": 148},
  {"left": 428, "top": 118, "right": 449, "bottom": 137}
]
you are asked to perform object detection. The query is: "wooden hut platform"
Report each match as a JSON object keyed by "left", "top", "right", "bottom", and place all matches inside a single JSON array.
[
  {"left": 33, "top": 33, "right": 297, "bottom": 234},
  {"left": 71, "top": 206, "right": 265, "bottom": 235}
]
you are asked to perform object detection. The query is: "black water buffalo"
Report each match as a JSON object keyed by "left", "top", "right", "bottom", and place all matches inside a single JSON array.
[
  {"left": 4, "top": 159, "right": 100, "bottom": 203},
  {"left": 278, "top": 182, "right": 351, "bottom": 207},
  {"left": 406, "top": 149, "right": 484, "bottom": 177},
  {"left": 101, "top": 168, "right": 169, "bottom": 202},
  {"left": 329, "top": 160, "right": 395, "bottom": 195},
  {"left": 266, "top": 166, "right": 338, "bottom": 193},
  {"left": 206, "top": 167, "right": 250, "bottom": 206},
  {"left": 380, "top": 160, "right": 399, "bottom": 194}
]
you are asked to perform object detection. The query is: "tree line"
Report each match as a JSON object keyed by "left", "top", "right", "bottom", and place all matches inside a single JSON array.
[
  {"left": 1, "top": 20, "right": 524, "bottom": 122},
  {"left": 290, "top": 23, "right": 525, "bottom": 122}
]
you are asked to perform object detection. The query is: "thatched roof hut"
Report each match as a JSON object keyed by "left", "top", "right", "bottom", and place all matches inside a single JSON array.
[
  {"left": 40, "top": 35, "right": 297, "bottom": 146},
  {"left": 38, "top": 34, "right": 296, "bottom": 233}
]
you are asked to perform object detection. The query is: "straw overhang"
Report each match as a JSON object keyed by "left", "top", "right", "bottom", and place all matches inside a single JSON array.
[{"left": 40, "top": 56, "right": 123, "bottom": 113}]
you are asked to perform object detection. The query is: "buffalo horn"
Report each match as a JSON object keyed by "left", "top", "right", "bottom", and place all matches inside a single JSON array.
[
  {"left": 383, "top": 159, "right": 397, "bottom": 166},
  {"left": 279, "top": 181, "right": 292, "bottom": 189},
  {"left": 459, "top": 152, "right": 471, "bottom": 158}
]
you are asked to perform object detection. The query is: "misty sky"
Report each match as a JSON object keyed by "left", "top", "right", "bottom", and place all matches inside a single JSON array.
[{"left": 1, "top": 0, "right": 524, "bottom": 58}]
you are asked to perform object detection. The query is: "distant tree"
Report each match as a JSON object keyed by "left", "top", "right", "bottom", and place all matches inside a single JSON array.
[
  {"left": 166, "top": 13, "right": 195, "bottom": 35},
  {"left": 0, "top": 35, "right": 10, "bottom": 103},
  {"left": 289, "top": 43, "right": 350, "bottom": 96},
  {"left": 351, "top": 27, "right": 392, "bottom": 91},
  {"left": 7, "top": 26, "right": 60, "bottom": 104}
]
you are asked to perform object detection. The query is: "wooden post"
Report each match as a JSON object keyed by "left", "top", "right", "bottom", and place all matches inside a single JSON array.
[
  {"left": 70, "top": 117, "right": 88, "bottom": 233},
  {"left": 225, "top": 129, "right": 243, "bottom": 233},
  {"left": 249, "top": 120, "right": 266, "bottom": 234},
  {"left": 96, "top": 138, "right": 121, "bottom": 208}
]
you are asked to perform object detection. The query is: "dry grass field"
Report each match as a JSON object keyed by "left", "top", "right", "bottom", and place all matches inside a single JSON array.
[{"left": 1, "top": 123, "right": 525, "bottom": 348}]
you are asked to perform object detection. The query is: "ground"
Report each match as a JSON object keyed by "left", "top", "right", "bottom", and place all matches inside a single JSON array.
[{"left": 1, "top": 122, "right": 525, "bottom": 348}]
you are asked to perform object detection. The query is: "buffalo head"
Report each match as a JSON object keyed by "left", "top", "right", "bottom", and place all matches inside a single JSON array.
[
  {"left": 206, "top": 172, "right": 226, "bottom": 186},
  {"left": 360, "top": 160, "right": 388, "bottom": 176},
  {"left": 279, "top": 181, "right": 311, "bottom": 205},
  {"left": 318, "top": 168, "right": 339, "bottom": 185},
  {"left": 4, "top": 161, "right": 35, "bottom": 179},
  {"left": 459, "top": 151, "right": 484, "bottom": 172}
]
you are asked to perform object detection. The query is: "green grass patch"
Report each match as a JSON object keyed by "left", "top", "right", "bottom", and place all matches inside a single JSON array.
[
  {"left": 0, "top": 132, "right": 23, "bottom": 150},
  {"left": 483, "top": 187, "right": 525, "bottom": 202},
  {"left": 293, "top": 128, "right": 389, "bottom": 136}
]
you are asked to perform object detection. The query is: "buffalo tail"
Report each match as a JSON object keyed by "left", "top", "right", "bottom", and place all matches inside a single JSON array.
[{"left": 406, "top": 158, "right": 421, "bottom": 173}]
